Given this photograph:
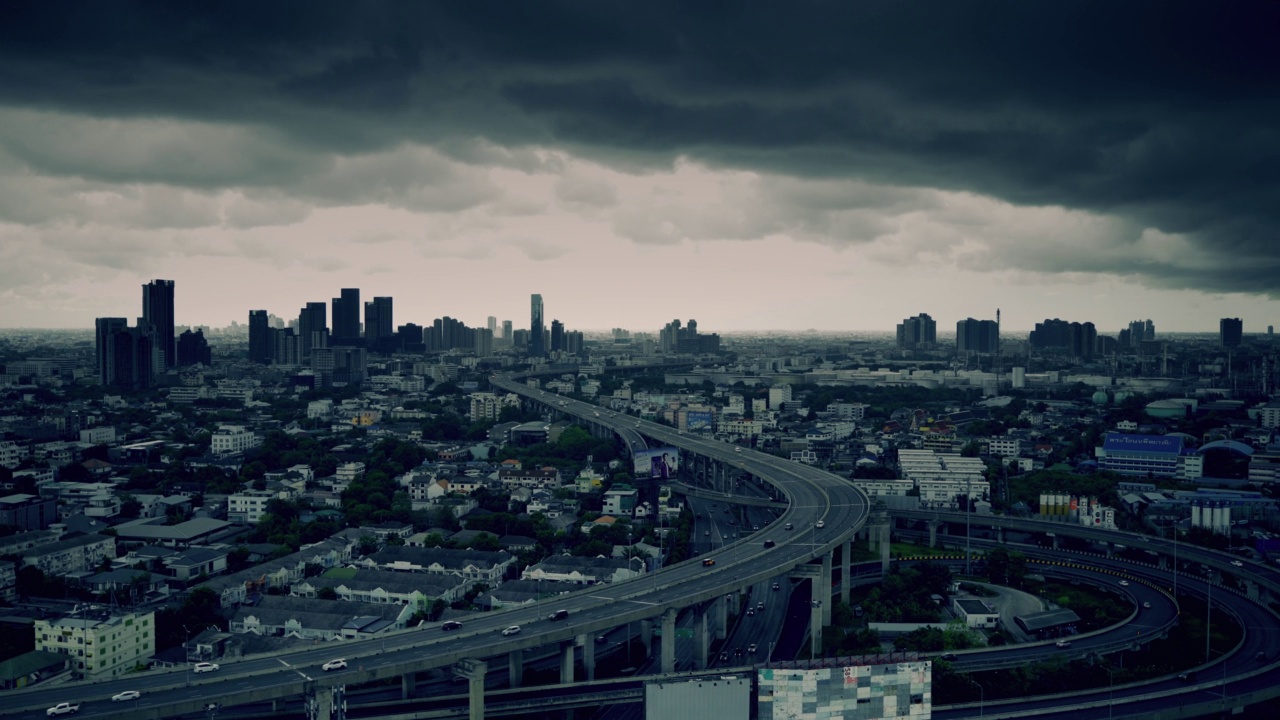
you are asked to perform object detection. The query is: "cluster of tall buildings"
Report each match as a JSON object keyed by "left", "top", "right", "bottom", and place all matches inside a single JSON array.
[
  {"left": 659, "top": 319, "right": 720, "bottom": 354},
  {"left": 895, "top": 313, "right": 937, "bottom": 350},
  {"left": 95, "top": 280, "right": 210, "bottom": 389}
]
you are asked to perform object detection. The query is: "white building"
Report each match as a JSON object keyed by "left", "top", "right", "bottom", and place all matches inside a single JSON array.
[
  {"left": 987, "top": 438, "right": 1021, "bottom": 457},
  {"left": 36, "top": 610, "right": 156, "bottom": 679},
  {"left": 1260, "top": 401, "right": 1280, "bottom": 430},
  {"left": 307, "top": 399, "right": 334, "bottom": 419},
  {"left": 210, "top": 425, "right": 258, "bottom": 455},
  {"left": 227, "top": 490, "right": 276, "bottom": 524},
  {"left": 336, "top": 462, "right": 366, "bottom": 482},
  {"left": 0, "top": 440, "right": 26, "bottom": 469},
  {"left": 78, "top": 427, "right": 117, "bottom": 444},
  {"left": 768, "top": 384, "right": 793, "bottom": 409}
]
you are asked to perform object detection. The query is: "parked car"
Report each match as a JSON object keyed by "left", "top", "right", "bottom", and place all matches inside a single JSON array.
[
  {"left": 193, "top": 662, "right": 220, "bottom": 674},
  {"left": 502, "top": 625, "right": 521, "bottom": 636},
  {"left": 111, "top": 691, "right": 141, "bottom": 702},
  {"left": 322, "top": 659, "right": 347, "bottom": 672}
]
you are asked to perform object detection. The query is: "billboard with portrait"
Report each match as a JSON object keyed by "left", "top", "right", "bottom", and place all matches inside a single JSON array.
[
  {"left": 634, "top": 447, "right": 680, "bottom": 480},
  {"left": 686, "top": 411, "right": 713, "bottom": 432}
]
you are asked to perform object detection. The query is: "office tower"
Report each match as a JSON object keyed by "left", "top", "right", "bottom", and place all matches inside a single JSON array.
[
  {"left": 364, "top": 296, "right": 393, "bottom": 352},
  {"left": 397, "top": 323, "right": 425, "bottom": 352},
  {"left": 896, "top": 313, "right": 936, "bottom": 350},
  {"left": 272, "top": 327, "right": 299, "bottom": 365},
  {"left": 331, "top": 288, "right": 361, "bottom": 344},
  {"left": 474, "top": 328, "right": 494, "bottom": 357},
  {"left": 550, "top": 319, "right": 565, "bottom": 353},
  {"left": 95, "top": 317, "right": 129, "bottom": 384},
  {"left": 956, "top": 318, "right": 1000, "bottom": 354},
  {"left": 1221, "top": 318, "right": 1243, "bottom": 347},
  {"left": 501, "top": 320, "right": 513, "bottom": 344},
  {"left": 141, "top": 279, "right": 176, "bottom": 370},
  {"left": 565, "top": 331, "right": 584, "bottom": 354},
  {"left": 95, "top": 317, "right": 154, "bottom": 389},
  {"left": 298, "top": 302, "right": 328, "bottom": 360},
  {"left": 487, "top": 316, "right": 497, "bottom": 337},
  {"left": 530, "top": 294, "right": 545, "bottom": 357},
  {"left": 248, "top": 310, "right": 271, "bottom": 364},
  {"left": 660, "top": 319, "right": 722, "bottom": 353},
  {"left": 176, "top": 329, "right": 211, "bottom": 367}
]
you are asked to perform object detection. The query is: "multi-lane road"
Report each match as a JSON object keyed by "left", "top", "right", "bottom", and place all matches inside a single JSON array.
[{"left": 7, "top": 376, "right": 869, "bottom": 720}]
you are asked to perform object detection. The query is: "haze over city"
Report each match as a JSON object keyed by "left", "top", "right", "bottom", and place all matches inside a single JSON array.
[{"left": 2, "top": 3, "right": 1278, "bottom": 332}]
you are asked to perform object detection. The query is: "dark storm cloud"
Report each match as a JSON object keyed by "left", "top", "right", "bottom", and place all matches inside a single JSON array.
[{"left": 2, "top": 1, "right": 1278, "bottom": 292}]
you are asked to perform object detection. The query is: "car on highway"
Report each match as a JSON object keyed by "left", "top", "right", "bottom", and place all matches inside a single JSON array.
[
  {"left": 704, "top": 530, "right": 710, "bottom": 536},
  {"left": 548, "top": 609, "right": 569, "bottom": 621},
  {"left": 46, "top": 703, "right": 79, "bottom": 716},
  {"left": 1118, "top": 580, "right": 1130, "bottom": 586},
  {"left": 596, "top": 635, "right": 608, "bottom": 644},
  {"left": 816, "top": 520, "right": 825, "bottom": 528},
  {"left": 502, "top": 625, "right": 521, "bottom": 636},
  {"left": 1055, "top": 639, "right": 1071, "bottom": 648},
  {"left": 747, "top": 643, "right": 757, "bottom": 654},
  {"left": 322, "top": 659, "right": 347, "bottom": 672},
  {"left": 762, "top": 539, "right": 776, "bottom": 548},
  {"left": 193, "top": 662, "right": 220, "bottom": 673},
  {"left": 702, "top": 558, "right": 716, "bottom": 567},
  {"left": 757, "top": 602, "right": 764, "bottom": 611},
  {"left": 784, "top": 522, "right": 794, "bottom": 531},
  {"left": 939, "top": 653, "right": 957, "bottom": 661},
  {"left": 1231, "top": 560, "right": 1245, "bottom": 567},
  {"left": 772, "top": 582, "right": 781, "bottom": 591},
  {"left": 112, "top": 691, "right": 141, "bottom": 702},
  {"left": 1142, "top": 601, "right": 1151, "bottom": 609},
  {"left": 441, "top": 620, "right": 463, "bottom": 631},
  {"left": 734, "top": 447, "right": 742, "bottom": 452},
  {"left": 718, "top": 651, "right": 728, "bottom": 661},
  {"left": 746, "top": 609, "right": 754, "bottom": 616}
]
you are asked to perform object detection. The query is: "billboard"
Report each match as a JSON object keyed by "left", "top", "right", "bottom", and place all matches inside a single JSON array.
[
  {"left": 686, "top": 411, "right": 713, "bottom": 432},
  {"left": 758, "top": 662, "right": 931, "bottom": 719},
  {"left": 634, "top": 447, "right": 680, "bottom": 480},
  {"left": 645, "top": 675, "right": 750, "bottom": 720}
]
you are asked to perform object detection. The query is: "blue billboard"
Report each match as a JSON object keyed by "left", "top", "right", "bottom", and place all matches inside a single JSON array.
[
  {"left": 634, "top": 447, "right": 680, "bottom": 480},
  {"left": 686, "top": 411, "right": 713, "bottom": 432},
  {"left": 1102, "top": 433, "right": 1183, "bottom": 455}
]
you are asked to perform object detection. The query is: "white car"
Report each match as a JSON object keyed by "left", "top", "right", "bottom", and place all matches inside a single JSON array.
[
  {"left": 192, "top": 662, "right": 219, "bottom": 673},
  {"left": 502, "top": 625, "right": 521, "bottom": 636},
  {"left": 111, "top": 691, "right": 141, "bottom": 702},
  {"left": 322, "top": 659, "right": 347, "bottom": 672},
  {"left": 1142, "top": 601, "right": 1151, "bottom": 609},
  {"left": 816, "top": 520, "right": 825, "bottom": 529},
  {"left": 1118, "top": 580, "right": 1130, "bottom": 587},
  {"left": 1231, "top": 560, "right": 1244, "bottom": 567}
]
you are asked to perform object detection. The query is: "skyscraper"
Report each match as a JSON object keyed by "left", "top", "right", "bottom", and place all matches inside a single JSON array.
[
  {"left": 298, "top": 302, "right": 328, "bottom": 360},
  {"left": 529, "top": 294, "right": 545, "bottom": 357},
  {"left": 95, "top": 317, "right": 153, "bottom": 389},
  {"left": 248, "top": 310, "right": 271, "bottom": 364},
  {"left": 1221, "top": 318, "right": 1243, "bottom": 347},
  {"left": 142, "top": 279, "right": 175, "bottom": 370},
  {"left": 364, "top": 296, "right": 393, "bottom": 351},
  {"left": 550, "top": 319, "right": 565, "bottom": 353},
  {"left": 95, "top": 317, "right": 128, "bottom": 385},
  {"left": 501, "top": 320, "right": 513, "bottom": 345},
  {"left": 176, "top": 329, "right": 211, "bottom": 366},
  {"left": 332, "top": 288, "right": 361, "bottom": 344},
  {"left": 487, "top": 316, "right": 498, "bottom": 337}
]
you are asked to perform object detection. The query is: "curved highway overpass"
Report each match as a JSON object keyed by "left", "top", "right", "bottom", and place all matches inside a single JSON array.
[{"left": 6, "top": 373, "right": 870, "bottom": 720}]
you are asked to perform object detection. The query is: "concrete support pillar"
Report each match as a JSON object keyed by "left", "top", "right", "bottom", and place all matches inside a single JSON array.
[
  {"left": 867, "top": 521, "right": 878, "bottom": 553},
  {"left": 1052, "top": 535, "right": 1060, "bottom": 550},
  {"left": 455, "top": 659, "right": 487, "bottom": 720},
  {"left": 715, "top": 594, "right": 728, "bottom": 640},
  {"left": 928, "top": 521, "right": 938, "bottom": 548},
  {"left": 313, "top": 686, "right": 334, "bottom": 720},
  {"left": 580, "top": 633, "right": 596, "bottom": 681},
  {"left": 880, "top": 529, "right": 891, "bottom": 574},
  {"left": 1157, "top": 554, "right": 1168, "bottom": 570},
  {"left": 1105, "top": 543, "right": 1114, "bottom": 558},
  {"left": 641, "top": 619, "right": 654, "bottom": 658},
  {"left": 508, "top": 648, "right": 523, "bottom": 688},
  {"left": 809, "top": 590, "right": 823, "bottom": 659},
  {"left": 401, "top": 670, "right": 416, "bottom": 699},
  {"left": 840, "top": 539, "right": 852, "bottom": 605},
  {"left": 997, "top": 527, "right": 1005, "bottom": 544},
  {"left": 560, "top": 641, "right": 575, "bottom": 684},
  {"left": 821, "top": 551, "right": 833, "bottom": 626},
  {"left": 661, "top": 608, "right": 678, "bottom": 674},
  {"left": 694, "top": 607, "right": 710, "bottom": 670}
]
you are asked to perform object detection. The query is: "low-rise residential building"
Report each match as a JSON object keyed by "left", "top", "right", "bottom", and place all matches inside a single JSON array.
[
  {"left": 211, "top": 425, "right": 257, "bottom": 455},
  {"left": 0, "top": 494, "right": 58, "bottom": 531},
  {"left": 523, "top": 555, "right": 644, "bottom": 585},
  {"left": 227, "top": 490, "right": 276, "bottom": 524},
  {"left": 498, "top": 467, "right": 561, "bottom": 490},
  {"left": 35, "top": 610, "right": 155, "bottom": 678},
  {"left": 230, "top": 595, "right": 413, "bottom": 640},
  {"left": 292, "top": 568, "right": 469, "bottom": 606},
  {"left": 21, "top": 533, "right": 115, "bottom": 576},
  {"left": 359, "top": 547, "right": 515, "bottom": 585},
  {"left": 0, "top": 560, "right": 16, "bottom": 602}
]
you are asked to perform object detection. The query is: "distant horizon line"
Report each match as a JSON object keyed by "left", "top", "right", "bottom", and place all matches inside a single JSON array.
[{"left": 0, "top": 326, "right": 1250, "bottom": 336}]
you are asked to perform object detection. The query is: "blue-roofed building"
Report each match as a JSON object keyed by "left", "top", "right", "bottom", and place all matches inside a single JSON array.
[{"left": 1096, "top": 433, "right": 1185, "bottom": 477}]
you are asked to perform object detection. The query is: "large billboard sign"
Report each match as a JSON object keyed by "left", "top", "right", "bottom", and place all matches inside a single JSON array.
[
  {"left": 686, "top": 411, "right": 713, "bottom": 432},
  {"left": 634, "top": 447, "right": 680, "bottom": 480}
]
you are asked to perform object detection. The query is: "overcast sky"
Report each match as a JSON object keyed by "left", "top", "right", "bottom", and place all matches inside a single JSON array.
[{"left": 2, "top": 2, "right": 1278, "bottom": 334}]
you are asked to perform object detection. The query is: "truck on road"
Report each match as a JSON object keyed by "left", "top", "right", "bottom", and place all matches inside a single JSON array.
[{"left": 47, "top": 703, "right": 80, "bottom": 716}]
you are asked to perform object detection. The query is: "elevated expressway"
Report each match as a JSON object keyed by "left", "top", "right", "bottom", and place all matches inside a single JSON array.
[{"left": 7, "top": 376, "right": 869, "bottom": 720}]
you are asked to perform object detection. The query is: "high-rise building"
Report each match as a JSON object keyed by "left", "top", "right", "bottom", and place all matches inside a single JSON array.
[
  {"left": 1127, "top": 319, "right": 1155, "bottom": 346},
  {"left": 298, "top": 302, "right": 328, "bottom": 360},
  {"left": 501, "top": 320, "right": 513, "bottom": 344},
  {"left": 176, "top": 329, "right": 211, "bottom": 366},
  {"left": 487, "top": 316, "right": 498, "bottom": 337},
  {"left": 142, "top": 279, "right": 175, "bottom": 370},
  {"left": 550, "top": 319, "right": 565, "bottom": 353},
  {"left": 332, "top": 288, "right": 361, "bottom": 344},
  {"left": 95, "top": 318, "right": 154, "bottom": 389},
  {"left": 529, "top": 294, "right": 545, "bottom": 357},
  {"left": 248, "top": 310, "right": 271, "bottom": 364},
  {"left": 1221, "top": 318, "right": 1243, "bottom": 347},
  {"left": 474, "top": 328, "right": 494, "bottom": 357},
  {"left": 1030, "top": 318, "right": 1096, "bottom": 358},
  {"left": 896, "top": 313, "right": 936, "bottom": 350},
  {"left": 364, "top": 296, "right": 393, "bottom": 351},
  {"left": 660, "top": 319, "right": 722, "bottom": 353},
  {"left": 956, "top": 318, "right": 1000, "bottom": 354}
]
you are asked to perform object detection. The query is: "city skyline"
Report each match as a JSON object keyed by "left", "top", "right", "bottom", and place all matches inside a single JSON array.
[{"left": 1, "top": 4, "right": 1277, "bottom": 332}]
